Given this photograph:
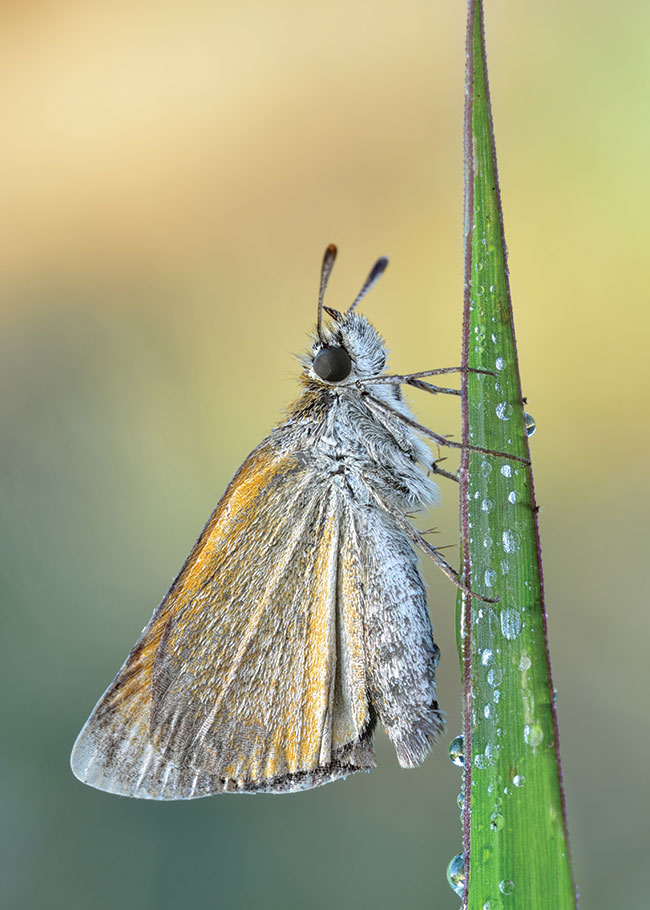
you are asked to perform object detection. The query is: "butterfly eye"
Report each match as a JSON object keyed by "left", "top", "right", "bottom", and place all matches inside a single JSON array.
[{"left": 312, "top": 346, "right": 352, "bottom": 382}]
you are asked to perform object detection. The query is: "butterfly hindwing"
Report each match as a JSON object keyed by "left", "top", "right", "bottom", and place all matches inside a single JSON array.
[{"left": 354, "top": 508, "right": 444, "bottom": 768}]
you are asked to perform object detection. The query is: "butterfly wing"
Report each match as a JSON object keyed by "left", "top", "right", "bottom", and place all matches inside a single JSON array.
[{"left": 70, "top": 441, "right": 375, "bottom": 798}]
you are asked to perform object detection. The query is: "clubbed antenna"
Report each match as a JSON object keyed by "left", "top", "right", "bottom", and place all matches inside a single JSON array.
[
  {"left": 346, "top": 256, "right": 389, "bottom": 315},
  {"left": 317, "top": 244, "right": 338, "bottom": 341}
]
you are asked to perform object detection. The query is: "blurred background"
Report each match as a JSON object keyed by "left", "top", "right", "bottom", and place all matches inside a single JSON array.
[{"left": 1, "top": 1, "right": 648, "bottom": 908}]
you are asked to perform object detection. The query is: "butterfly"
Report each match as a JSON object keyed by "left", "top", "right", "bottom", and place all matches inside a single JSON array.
[{"left": 71, "top": 244, "right": 479, "bottom": 799}]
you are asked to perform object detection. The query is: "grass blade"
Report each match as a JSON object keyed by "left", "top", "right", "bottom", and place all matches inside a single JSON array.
[{"left": 456, "top": 3, "right": 578, "bottom": 908}]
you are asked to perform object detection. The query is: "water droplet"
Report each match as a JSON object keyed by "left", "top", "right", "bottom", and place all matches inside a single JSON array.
[
  {"left": 524, "top": 724, "right": 544, "bottom": 747},
  {"left": 496, "top": 402, "right": 513, "bottom": 420},
  {"left": 508, "top": 490, "right": 518, "bottom": 504},
  {"left": 490, "top": 812, "right": 505, "bottom": 831},
  {"left": 487, "top": 668, "right": 503, "bottom": 687},
  {"left": 481, "top": 459, "right": 493, "bottom": 477},
  {"left": 493, "top": 689, "right": 501, "bottom": 703},
  {"left": 457, "top": 791, "right": 465, "bottom": 810},
  {"left": 491, "top": 333, "right": 498, "bottom": 344},
  {"left": 482, "top": 498, "right": 495, "bottom": 512},
  {"left": 512, "top": 774, "right": 525, "bottom": 788},
  {"left": 500, "top": 560, "right": 510, "bottom": 575},
  {"left": 519, "top": 653, "right": 531, "bottom": 670},
  {"left": 477, "top": 285, "right": 485, "bottom": 296},
  {"left": 483, "top": 536, "right": 494, "bottom": 550},
  {"left": 489, "top": 285, "right": 496, "bottom": 293},
  {"left": 502, "top": 529, "right": 521, "bottom": 553},
  {"left": 481, "top": 649, "right": 494, "bottom": 666},
  {"left": 484, "top": 568, "right": 497, "bottom": 587},
  {"left": 448, "top": 735, "right": 465, "bottom": 767},
  {"left": 500, "top": 464, "right": 512, "bottom": 478},
  {"left": 483, "top": 901, "right": 503, "bottom": 910},
  {"left": 484, "top": 703, "right": 492, "bottom": 719},
  {"left": 524, "top": 412, "right": 536, "bottom": 437},
  {"left": 495, "top": 357, "right": 506, "bottom": 371},
  {"left": 446, "top": 853, "right": 465, "bottom": 896},
  {"left": 485, "top": 743, "right": 498, "bottom": 763},
  {"left": 499, "top": 880, "right": 515, "bottom": 895},
  {"left": 500, "top": 609, "right": 522, "bottom": 640}
]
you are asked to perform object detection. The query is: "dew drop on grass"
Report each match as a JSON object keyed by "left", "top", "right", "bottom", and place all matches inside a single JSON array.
[
  {"left": 512, "top": 774, "right": 525, "bottom": 788},
  {"left": 499, "top": 880, "right": 515, "bottom": 895},
  {"left": 446, "top": 853, "right": 465, "bottom": 896},
  {"left": 481, "top": 459, "right": 493, "bottom": 477},
  {"left": 502, "top": 529, "right": 521, "bottom": 553},
  {"left": 484, "top": 568, "right": 497, "bottom": 587},
  {"left": 508, "top": 490, "right": 517, "bottom": 504},
  {"left": 448, "top": 735, "right": 465, "bottom": 767},
  {"left": 524, "top": 412, "right": 536, "bottom": 437},
  {"left": 524, "top": 724, "right": 544, "bottom": 747},
  {"left": 500, "top": 464, "right": 512, "bottom": 478},
  {"left": 500, "top": 609, "right": 522, "bottom": 640},
  {"left": 487, "top": 668, "right": 503, "bottom": 687},
  {"left": 495, "top": 357, "right": 506, "bottom": 371},
  {"left": 490, "top": 812, "right": 505, "bottom": 831},
  {"left": 496, "top": 402, "right": 513, "bottom": 420}
]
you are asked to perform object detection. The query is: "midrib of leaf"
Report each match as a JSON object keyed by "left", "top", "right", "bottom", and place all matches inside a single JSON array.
[{"left": 456, "top": 3, "right": 577, "bottom": 908}]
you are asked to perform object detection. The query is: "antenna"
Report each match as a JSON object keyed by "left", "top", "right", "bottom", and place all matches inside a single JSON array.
[
  {"left": 346, "top": 256, "right": 389, "bottom": 315},
  {"left": 317, "top": 244, "right": 338, "bottom": 341}
]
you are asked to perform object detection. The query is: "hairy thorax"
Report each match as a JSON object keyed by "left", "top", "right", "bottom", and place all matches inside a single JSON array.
[{"left": 279, "top": 383, "right": 438, "bottom": 514}]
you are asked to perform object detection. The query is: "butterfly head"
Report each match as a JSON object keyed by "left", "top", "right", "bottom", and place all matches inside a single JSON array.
[{"left": 306, "top": 245, "right": 388, "bottom": 385}]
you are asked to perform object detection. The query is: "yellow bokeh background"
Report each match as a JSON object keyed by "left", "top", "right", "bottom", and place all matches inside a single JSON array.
[{"left": 2, "top": 2, "right": 648, "bottom": 908}]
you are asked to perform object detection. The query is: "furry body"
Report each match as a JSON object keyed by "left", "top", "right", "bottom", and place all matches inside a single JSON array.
[{"left": 71, "top": 308, "right": 445, "bottom": 798}]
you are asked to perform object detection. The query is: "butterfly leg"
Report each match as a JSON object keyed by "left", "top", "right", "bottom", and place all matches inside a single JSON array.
[
  {"left": 361, "top": 388, "right": 530, "bottom": 465},
  {"left": 431, "top": 457, "right": 459, "bottom": 483}
]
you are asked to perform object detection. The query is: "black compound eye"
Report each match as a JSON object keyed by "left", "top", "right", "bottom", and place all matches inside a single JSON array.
[{"left": 312, "top": 346, "right": 352, "bottom": 382}]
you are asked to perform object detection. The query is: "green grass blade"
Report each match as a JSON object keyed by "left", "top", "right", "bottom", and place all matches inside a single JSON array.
[{"left": 455, "top": 3, "right": 578, "bottom": 908}]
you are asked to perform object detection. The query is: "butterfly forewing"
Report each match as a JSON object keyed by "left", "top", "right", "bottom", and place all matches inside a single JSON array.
[{"left": 71, "top": 441, "right": 374, "bottom": 798}]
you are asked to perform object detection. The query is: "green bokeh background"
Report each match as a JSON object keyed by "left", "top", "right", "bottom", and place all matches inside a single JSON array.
[{"left": 2, "top": 2, "right": 648, "bottom": 908}]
